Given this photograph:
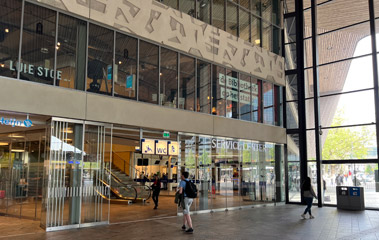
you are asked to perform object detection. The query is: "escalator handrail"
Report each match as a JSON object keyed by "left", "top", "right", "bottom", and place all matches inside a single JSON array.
[{"left": 98, "top": 178, "right": 137, "bottom": 201}]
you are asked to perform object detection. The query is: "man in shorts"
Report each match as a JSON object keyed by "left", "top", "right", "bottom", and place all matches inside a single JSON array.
[{"left": 179, "top": 171, "right": 194, "bottom": 233}]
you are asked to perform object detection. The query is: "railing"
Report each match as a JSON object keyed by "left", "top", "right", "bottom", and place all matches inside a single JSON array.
[{"left": 103, "top": 166, "right": 151, "bottom": 201}]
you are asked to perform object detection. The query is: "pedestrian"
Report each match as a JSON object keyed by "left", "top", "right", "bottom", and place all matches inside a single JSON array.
[
  {"left": 152, "top": 174, "right": 161, "bottom": 209},
  {"left": 140, "top": 171, "right": 145, "bottom": 186},
  {"left": 179, "top": 171, "right": 194, "bottom": 233},
  {"left": 301, "top": 176, "right": 317, "bottom": 219}
]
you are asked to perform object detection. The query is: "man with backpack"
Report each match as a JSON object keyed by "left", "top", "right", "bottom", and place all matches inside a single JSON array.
[{"left": 178, "top": 171, "right": 196, "bottom": 234}]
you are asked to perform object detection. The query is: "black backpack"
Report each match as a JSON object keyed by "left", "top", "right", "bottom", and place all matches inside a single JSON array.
[{"left": 185, "top": 180, "right": 198, "bottom": 198}]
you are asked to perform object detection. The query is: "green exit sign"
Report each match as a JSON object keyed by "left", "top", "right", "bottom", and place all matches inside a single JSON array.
[{"left": 163, "top": 131, "right": 170, "bottom": 138}]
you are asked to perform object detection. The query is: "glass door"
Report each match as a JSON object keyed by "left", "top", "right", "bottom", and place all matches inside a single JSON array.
[{"left": 41, "top": 118, "right": 111, "bottom": 230}]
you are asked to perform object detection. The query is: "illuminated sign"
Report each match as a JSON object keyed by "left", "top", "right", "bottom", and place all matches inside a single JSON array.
[
  {"left": 9, "top": 61, "right": 62, "bottom": 80},
  {"left": 211, "top": 139, "right": 269, "bottom": 152},
  {"left": 168, "top": 141, "right": 179, "bottom": 156},
  {"left": 155, "top": 140, "right": 168, "bottom": 155},
  {"left": 141, "top": 139, "right": 155, "bottom": 154},
  {"left": 0, "top": 117, "right": 32, "bottom": 128}
]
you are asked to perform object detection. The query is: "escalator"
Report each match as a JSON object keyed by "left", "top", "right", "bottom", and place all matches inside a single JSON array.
[{"left": 100, "top": 168, "right": 151, "bottom": 203}]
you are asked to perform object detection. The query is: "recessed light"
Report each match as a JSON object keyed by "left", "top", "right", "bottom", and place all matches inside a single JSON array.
[
  {"left": 5, "top": 28, "right": 9, "bottom": 33},
  {"left": 11, "top": 149, "right": 25, "bottom": 152}
]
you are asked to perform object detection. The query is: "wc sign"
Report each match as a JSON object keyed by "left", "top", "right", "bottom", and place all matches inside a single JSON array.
[{"left": 155, "top": 140, "right": 168, "bottom": 155}]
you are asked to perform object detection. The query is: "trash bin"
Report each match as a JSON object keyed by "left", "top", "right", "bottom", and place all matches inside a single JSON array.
[{"left": 336, "top": 186, "right": 365, "bottom": 211}]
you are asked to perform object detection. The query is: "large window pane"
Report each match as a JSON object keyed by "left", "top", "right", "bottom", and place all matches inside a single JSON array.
[
  {"left": 56, "top": 14, "right": 87, "bottom": 90},
  {"left": 179, "top": 54, "right": 195, "bottom": 110},
  {"left": 251, "top": 16, "right": 261, "bottom": 46},
  {"left": 317, "top": 0, "right": 369, "bottom": 34},
  {"left": 212, "top": 65, "right": 226, "bottom": 116},
  {"left": 273, "top": 26, "right": 281, "bottom": 55},
  {"left": 274, "top": 85, "right": 282, "bottom": 126},
  {"left": 262, "top": 22, "right": 272, "bottom": 51},
  {"left": 87, "top": 24, "right": 113, "bottom": 95},
  {"left": 196, "top": 60, "right": 211, "bottom": 114},
  {"left": 286, "top": 101, "right": 298, "bottom": 129},
  {"left": 318, "top": 22, "right": 371, "bottom": 66},
  {"left": 239, "top": 74, "right": 251, "bottom": 121},
  {"left": 239, "top": 9, "right": 250, "bottom": 42},
  {"left": 179, "top": 0, "right": 195, "bottom": 17},
  {"left": 321, "top": 163, "right": 379, "bottom": 208},
  {"left": 212, "top": 0, "right": 225, "bottom": 30},
  {"left": 196, "top": 0, "right": 211, "bottom": 24},
  {"left": 320, "top": 90, "right": 375, "bottom": 128},
  {"left": 226, "top": 69, "right": 238, "bottom": 119},
  {"left": 272, "top": 0, "right": 281, "bottom": 26},
  {"left": 226, "top": 1, "right": 238, "bottom": 36},
  {"left": 0, "top": 0, "right": 21, "bottom": 79},
  {"left": 139, "top": 41, "right": 159, "bottom": 104},
  {"left": 262, "top": 0, "right": 272, "bottom": 22},
  {"left": 252, "top": 0, "right": 261, "bottom": 16},
  {"left": 286, "top": 74, "right": 297, "bottom": 101},
  {"left": 287, "top": 134, "right": 300, "bottom": 202},
  {"left": 322, "top": 125, "right": 377, "bottom": 160},
  {"left": 21, "top": 3, "right": 56, "bottom": 85},
  {"left": 252, "top": 79, "right": 262, "bottom": 122},
  {"left": 263, "top": 81, "right": 274, "bottom": 125},
  {"left": 160, "top": 48, "right": 178, "bottom": 108},
  {"left": 115, "top": 33, "right": 137, "bottom": 99},
  {"left": 319, "top": 56, "right": 373, "bottom": 96}
]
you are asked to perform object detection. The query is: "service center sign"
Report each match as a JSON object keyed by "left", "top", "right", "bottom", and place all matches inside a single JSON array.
[
  {"left": 155, "top": 140, "right": 168, "bottom": 155},
  {"left": 141, "top": 139, "right": 155, "bottom": 154},
  {"left": 168, "top": 141, "right": 179, "bottom": 156}
]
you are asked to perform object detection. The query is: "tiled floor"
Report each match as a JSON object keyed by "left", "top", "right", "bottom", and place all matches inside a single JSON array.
[{"left": 2, "top": 204, "right": 379, "bottom": 239}]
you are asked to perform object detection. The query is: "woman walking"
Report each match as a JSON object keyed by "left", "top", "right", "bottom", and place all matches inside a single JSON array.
[{"left": 301, "top": 177, "right": 317, "bottom": 219}]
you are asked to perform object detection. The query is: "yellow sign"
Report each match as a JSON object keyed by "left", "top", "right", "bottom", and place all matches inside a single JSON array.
[
  {"left": 168, "top": 141, "right": 179, "bottom": 156},
  {"left": 155, "top": 140, "right": 168, "bottom": 155},
  {"left": 141, "top": 139, "right": 155, "bottom": 154}
]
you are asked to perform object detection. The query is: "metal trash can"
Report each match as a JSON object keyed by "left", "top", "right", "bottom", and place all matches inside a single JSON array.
[{"left": 336, "top": 186, "right": 365, "bottom": 211}]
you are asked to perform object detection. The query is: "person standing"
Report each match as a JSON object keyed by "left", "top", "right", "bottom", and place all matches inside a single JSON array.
[
  {"left": 152, "top": 174, "right": 161, "bottom": 209},
  {"left": 179, "top": 171, "right": 194, "bottom": 233},
  {"left": 301, "top": 176, "right": 317, "bottom": 219}
]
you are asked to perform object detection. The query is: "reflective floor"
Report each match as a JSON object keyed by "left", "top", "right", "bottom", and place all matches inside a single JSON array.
[{"left": 2, "top": 204, "right": 379, "bottom": 239}]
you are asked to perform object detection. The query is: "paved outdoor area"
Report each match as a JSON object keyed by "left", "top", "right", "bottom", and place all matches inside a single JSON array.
[{"left": 1, "top": 204, "right": 379, "bottom": 240}]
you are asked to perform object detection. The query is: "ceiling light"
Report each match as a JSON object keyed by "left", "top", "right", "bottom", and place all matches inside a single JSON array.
[
  {"left": 11, "top": 149, "right": 25, "bottom": 152},
  {"left": 0, "top": 64, "right": 4, "bottom": 68},
  {"left": 0, "top": 142, "right": 9, "bottom": 146},
  {"left": 41, "top": 48, "right": 49, "bottom": 54},
  {"left": 8, "top": 134, "right": 24, "bottom": 138},
  {"left": 5, "top": 28, "right": 9, "bottom": 33},
  {"left": 254, "top": 39, "right": 261, "bottom": 45},
  {"left": 118, "top": 61, "right": 122, "bottom": 65}
]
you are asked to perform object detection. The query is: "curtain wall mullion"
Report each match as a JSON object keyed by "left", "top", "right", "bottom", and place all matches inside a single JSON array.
[{"left": 311, "top": 0, "right": 322, "bottom": 208}]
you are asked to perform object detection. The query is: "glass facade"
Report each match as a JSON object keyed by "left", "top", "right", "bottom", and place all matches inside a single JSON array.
[
  {"left": 157, "top": 0, "right": 282, "bottom": 54},
  {"left": 178, "top": 133, "right": 285, "bottom": 212},
  {"left": 284, "top": 0, "right": 379, "bottom": 208},
  {"left": 0, "top": 0, "right": 283, "bottom": 127}
]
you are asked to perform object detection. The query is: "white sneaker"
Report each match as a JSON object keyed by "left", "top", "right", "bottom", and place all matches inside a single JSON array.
[
  {"left": 301, "top": 214, "right": 306, "bottom": 219},
  {"left": 309, "top": 215, "right": 315, "bottom": 219}
]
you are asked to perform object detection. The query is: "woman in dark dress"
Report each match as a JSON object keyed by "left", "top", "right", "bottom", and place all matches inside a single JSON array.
[{"left": 152, "top": 174, "right": 161, "bottom": 209}]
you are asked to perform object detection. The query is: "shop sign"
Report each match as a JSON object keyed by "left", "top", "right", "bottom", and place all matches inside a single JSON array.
[
  {"left": 0, "top": 117, "right": 32, "bottom": 128},
  {"left": 168, "top": 141, "right": 179, "bottom": 156},
  {"left": 9, "top": 61, "right": 62, "bottom": 80},
  {"left": 155, "top": 140, "right": 168, "bottom": 155},
  {"left": 141, "top": 138, "right": 155, "bottom": 154},
  {"left": 211, "top": 138, "right": 269, "bottom": 152}
]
